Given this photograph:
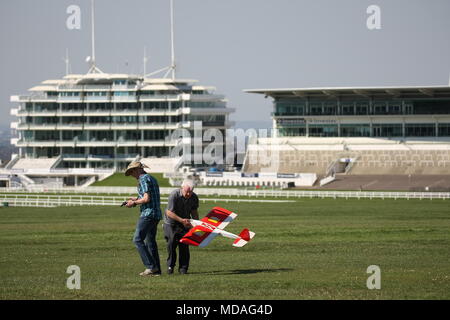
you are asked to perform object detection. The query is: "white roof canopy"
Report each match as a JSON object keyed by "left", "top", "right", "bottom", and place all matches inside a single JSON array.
[
  {"left": 29, "top": 85, "right": 58, "bottom": 91},
  {"left": 244, "top": 85, "right": 450, "bottom": 99}
]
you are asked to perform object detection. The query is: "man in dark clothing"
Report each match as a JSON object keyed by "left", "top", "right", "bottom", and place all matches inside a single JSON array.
[{"left": 163, "top": 179, "right": 199, "bottom": 274}]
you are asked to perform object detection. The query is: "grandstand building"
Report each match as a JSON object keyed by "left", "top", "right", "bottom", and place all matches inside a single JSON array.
[
  {"left": 9, "top": 73, "right": 233, "bottom": 171},
  {"left": 243, "top": 86, "right": 450, "bottom": 190},
  {"left": 1, "top": 0, "right": 236, "bottom": 189}
]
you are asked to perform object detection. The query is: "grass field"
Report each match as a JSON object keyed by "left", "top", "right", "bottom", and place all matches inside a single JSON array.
[
  {"left": 0, "top": 198, "right": 449, "bottom": 300},
  {"left": 92, "top": 173, "right": 171, "bottom": 187}
]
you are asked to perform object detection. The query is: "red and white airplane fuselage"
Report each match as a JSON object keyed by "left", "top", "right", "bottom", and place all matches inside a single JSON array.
[{"left": 179, "top": 207, "right": 255, "bottom": 248}]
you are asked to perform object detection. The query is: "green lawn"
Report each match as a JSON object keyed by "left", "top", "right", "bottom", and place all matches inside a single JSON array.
[
  {"left": 0, "top": 198, "right": 449, "bottom": 299},
  {"left": 92, "top": 173, "right": 172, "bottom": 187}
]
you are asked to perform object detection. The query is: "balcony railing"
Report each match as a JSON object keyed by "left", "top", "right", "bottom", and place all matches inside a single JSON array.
[
  {"left": 111, "top": 84, "right": 138, "bottom": 90},
  {"left": 12, "top": 95, "right": 58, "bottom": 102},
  {"left": 83, "top": 123, "right": 112, "bottom": 128},
  {"left": 17, "top": 123, "right": 57, "bottom": 130},
  {"left": 139, "top": 109, "right": 180, "bottom": 116},
  {"left": 16, "top": 122, "right": 192, "bottom": 131},
  {"left": 83, "top": 110, "right": 112, "bottom": 116},
  {"left": 111, "top": 96, "right": 137, "bottom": 102},
  {"left": 57, "top": 96, "right": 83, "bottom": 102},
  {"left": 15, "top": 139, "right": 58, "bottom": 146},
  {"left": 84, "top": 85, "right": 111, "bottom": 90},
  {"left": 183, "top": 107, "right": 234, "bottom": 115},
  {"left": 139, "top": 94, "right": 180, "bottom": 100},
  {"left": 115, "top": 154, "right": 139, "bottom": 159},
  {"left": 110, "top": 124, "right": 139, "bottom": 129},
  {"left": 62, "top": 154, "right": 87, "bottom": 159},
  {"left": 190, "top": 94, "right": 225, "bottom": 101},
  {"left": 57, "top": 109, "right": 85, "bottom": 113},
  {"left": 17, "top": 109, "right": 58, "bottom": 116},
  {"left": 110, "top": 109, "right": 139, "bottom": 114},
  {"left": 14, "top": 138, "right": 184, "bottom": 148},
  {"left": 87, "top": 154, "right": 115, "bottom": 160},
  {"left": 58, "top": 123, "right": 84, "bottom": 128},
  {"left": 84, "top": 96, "right": 111, "bottom": 101}
]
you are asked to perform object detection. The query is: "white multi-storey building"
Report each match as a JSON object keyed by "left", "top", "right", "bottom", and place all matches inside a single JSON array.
[
  {"left": 1, "top": 0, "right": 236, "bottom": 188},
  {"left": 9, "top": 73, "right": 234, "bottom": 172}
]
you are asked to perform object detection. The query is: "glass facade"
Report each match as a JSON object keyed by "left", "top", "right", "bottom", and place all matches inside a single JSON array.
[
  {"left": 186, "top": 101, "right": 225, "bottom": 109},
  {"left": 372, "top": 124, "right": 403, "bottom": 137},
  {"left": 340, "top": 124, "right": 370, "bottom": 137},
  {"left": 277, "top": 127, "right": 306, "bottom": 136},
  {"left": 273, "top": 102, "right": 305, "bottom": 116},
  {"left": 438, "top": 123, "right": 450, "bottom": 136},
  {"left": 405, "top": 123, "right": 435, "bottom": 137},
  {"left": 276, "top": 123, "right": 449, "bottom": 137},
  {"left": 274, "top": 97, "right": 450, "bottom": 137},
  {"left": 309, "top": 124, "right": 338, "bottom": 137},
  {"left": 275, "top": 99, "right": 450, "bottom": 116}
]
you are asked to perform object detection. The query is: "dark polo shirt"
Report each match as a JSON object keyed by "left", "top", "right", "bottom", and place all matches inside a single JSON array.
[{"left": 164, "top": 189, "right": 199, "bottom": 227}]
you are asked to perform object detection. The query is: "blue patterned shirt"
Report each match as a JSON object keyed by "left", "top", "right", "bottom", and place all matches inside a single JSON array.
[{"left": 137, "top": 174, "right": 161, "bottom": 220}]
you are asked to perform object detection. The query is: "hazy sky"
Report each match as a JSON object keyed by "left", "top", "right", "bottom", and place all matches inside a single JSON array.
[{"left": 1, "top": 0, "right": 449, "bottom": 129}]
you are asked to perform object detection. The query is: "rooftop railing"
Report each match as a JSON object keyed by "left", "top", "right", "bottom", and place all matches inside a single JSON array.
[{"left": 58, "top": 84, "right": 84, "bottom": 90}]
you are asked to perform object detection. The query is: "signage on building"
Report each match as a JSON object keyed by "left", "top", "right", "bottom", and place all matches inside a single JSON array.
[
  {"left": 206, "top": 172, "right": 223, "bottom": 177},
  {"left": 241, "top": 173, "right": 259, "bottom": 178},
  {"left": 307, "top": 119, "right": 337, "bottom": 124},
  {"left": 277, "top": 118, "right": 337, "bottom": 125},
  {"left": 276, "top": 118, "right": 306, "bottom": 126},
  {"left": 277, "top": 173, "right": 299, "bottom": 179}
]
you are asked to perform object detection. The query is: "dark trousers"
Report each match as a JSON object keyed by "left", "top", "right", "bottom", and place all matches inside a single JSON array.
[
  {"left": 133, "top": 216, "right": 161, "bottom": 271},
  {"left": 163, "top": 223, "right": 190, "bottom": 271}
]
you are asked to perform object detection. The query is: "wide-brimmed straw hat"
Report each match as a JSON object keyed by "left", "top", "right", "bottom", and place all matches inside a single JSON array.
[{"left": 124, "top": 161, "right": 149, "bottom": 176}]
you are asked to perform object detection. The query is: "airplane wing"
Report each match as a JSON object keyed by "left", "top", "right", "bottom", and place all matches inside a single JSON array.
[
  {"left": 179, "top": 225, "right": 219, "bottom": 248},
  {"left": 200, "top": 206, "right": 237, "bottom": 229}
]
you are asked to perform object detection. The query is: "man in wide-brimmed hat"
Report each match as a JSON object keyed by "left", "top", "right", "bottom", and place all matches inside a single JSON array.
[{"left": 124, "top": 161, "right": 162, "bottom": 276}]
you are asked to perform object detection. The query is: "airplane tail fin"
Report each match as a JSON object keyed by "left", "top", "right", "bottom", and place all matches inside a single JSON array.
[{"left": 232, "top": 228, "right": 255, "bottom": 247}]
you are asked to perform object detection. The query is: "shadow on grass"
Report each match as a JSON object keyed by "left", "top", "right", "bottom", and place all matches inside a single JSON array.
[{"left": 190, "top": 268, "right": 293, "bottom": 275}]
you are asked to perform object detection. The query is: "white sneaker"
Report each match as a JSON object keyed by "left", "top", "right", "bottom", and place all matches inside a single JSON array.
[{"left": 139, "top": 269, "right": 160, "bottom": 276}]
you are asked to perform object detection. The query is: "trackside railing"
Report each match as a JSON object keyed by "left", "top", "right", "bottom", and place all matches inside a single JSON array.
[
  {"left": 0, "top": 187, "right": 449, "bottom": 200},
  {"left": 0, "top": 194, "right": 295, "bottom": 208}
]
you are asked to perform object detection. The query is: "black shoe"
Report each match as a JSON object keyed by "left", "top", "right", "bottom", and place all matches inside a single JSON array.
[
  {"left": 167, "top": 267, "right": 174, "bottom": 275},
  {"left": 179, "top": 268, "right": 188, "bottom": 275}
]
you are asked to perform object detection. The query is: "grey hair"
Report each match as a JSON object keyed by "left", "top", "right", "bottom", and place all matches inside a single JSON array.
[{"left": 181, "top": 179, "right": 195, "bottom": 190}]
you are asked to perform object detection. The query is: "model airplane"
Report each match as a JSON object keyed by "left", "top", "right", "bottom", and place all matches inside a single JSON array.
[{"left": 179, "top": 206, "right": 255, "bottom": 248}]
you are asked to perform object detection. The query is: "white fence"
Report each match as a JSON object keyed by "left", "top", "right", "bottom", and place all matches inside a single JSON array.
[
  {"left": 0, "top": 194, "right": 295, "bottom": 208},
  {"left": 0, "top": 186, "right": 450, "bottom": 201}
]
